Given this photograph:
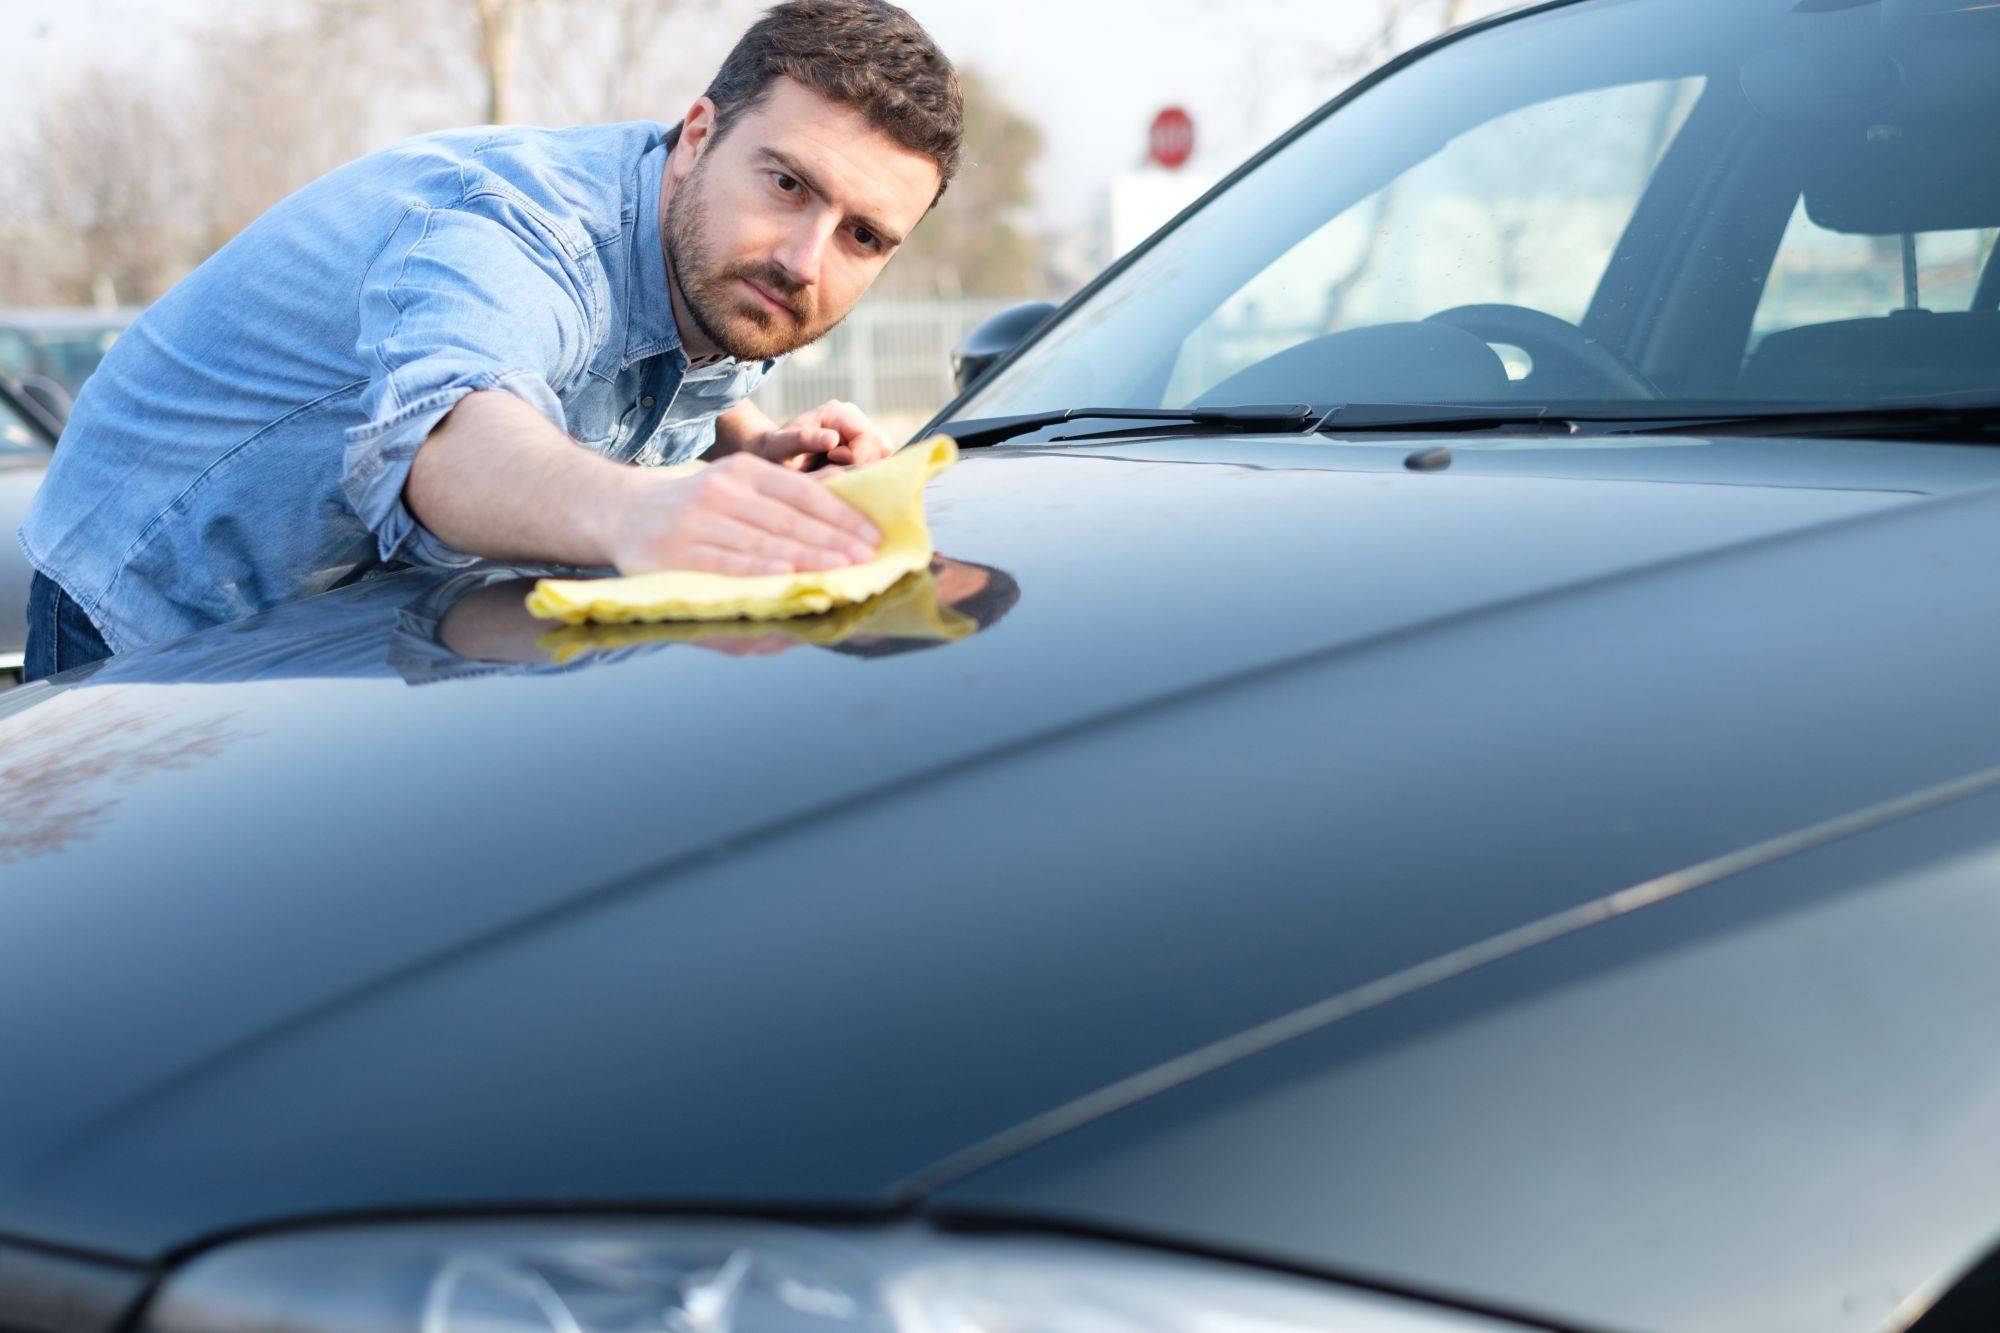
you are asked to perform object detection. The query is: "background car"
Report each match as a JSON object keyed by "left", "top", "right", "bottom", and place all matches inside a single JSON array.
[
  {"left": 0, "top": 306, "right": 141, "bottom": 416},
  {"left": 7, "top": 1, "right": 2000, "bottom": 1330},
  {"left": 0, "top": 377, "right": 56, "bottom": 684}
]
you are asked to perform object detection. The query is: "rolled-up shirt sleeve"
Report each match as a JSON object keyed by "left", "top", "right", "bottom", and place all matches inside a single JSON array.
[{"left": 344, "top": 198, "right": 591, "bottom": 566}]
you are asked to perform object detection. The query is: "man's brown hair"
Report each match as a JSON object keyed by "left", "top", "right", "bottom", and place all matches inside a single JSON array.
[{"left": 702, "top": 0, "right": 964, "bottom": 205}]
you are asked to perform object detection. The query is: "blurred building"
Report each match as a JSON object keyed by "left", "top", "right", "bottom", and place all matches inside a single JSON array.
[{"left": 1108, "top": 168, "right": 1221, "bottom": 261}]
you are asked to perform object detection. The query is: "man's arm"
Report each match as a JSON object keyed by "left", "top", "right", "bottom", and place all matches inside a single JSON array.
[
  {"left": 405, "top": 390, "right": 882, "bottom": 576},
  {"left": 706, "top": 399, "right": 778, "bottom": 461},
  {"left": 711, "top": 398, "right": 899, "bottom": 470},
  {"left": 346, "top": 204, "right": 877, "bottom": 576}
]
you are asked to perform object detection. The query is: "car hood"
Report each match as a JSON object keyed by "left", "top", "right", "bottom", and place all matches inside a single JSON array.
[{"left": 6, "top": 433, "right": 2000, "bottom": 1264}]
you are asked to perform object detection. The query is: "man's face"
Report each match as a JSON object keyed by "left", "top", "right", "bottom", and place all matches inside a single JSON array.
[
  {"left": 931, "top": 556, "right": 991, "bottom": 608},
  {"left": 663, "top": 77, "right": 940, "bottom": 363}
]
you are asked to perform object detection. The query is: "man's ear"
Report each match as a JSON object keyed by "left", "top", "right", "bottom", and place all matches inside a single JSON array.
[{"left": 668, "top": 96, "right": 720, "bottom": 188}]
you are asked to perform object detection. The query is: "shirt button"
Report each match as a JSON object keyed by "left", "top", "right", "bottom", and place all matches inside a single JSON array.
[{"left": 640, "top": 395, "right": 655, "bottom": 407}]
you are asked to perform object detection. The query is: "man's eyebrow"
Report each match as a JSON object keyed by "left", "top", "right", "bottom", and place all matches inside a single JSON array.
[{"left": 757, "top": 148, "right": 905, "bottom": 248}]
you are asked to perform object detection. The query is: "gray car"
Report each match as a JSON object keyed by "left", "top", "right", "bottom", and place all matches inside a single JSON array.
[
  {"left": 0, "top": 306, "right": 141, "bottom": 401},
  {"left": 5, "top": 0, "right": 2000, "bottom": 1330},
  {"left": 0, "top": 379, "right": 56, "bottom": 682}
]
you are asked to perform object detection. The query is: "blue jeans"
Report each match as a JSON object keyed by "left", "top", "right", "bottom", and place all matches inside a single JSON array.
[{"left": 24, "top": 570, "right": 112, "bottom": 681}]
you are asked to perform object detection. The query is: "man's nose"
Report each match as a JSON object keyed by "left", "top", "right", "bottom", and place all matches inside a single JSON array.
[{"left": 771, "top": 213, "right": 838, "bottom": 289}]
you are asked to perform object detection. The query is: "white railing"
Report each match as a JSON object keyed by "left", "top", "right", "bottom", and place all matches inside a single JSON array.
[{"left": 752, "top": 297, "right": 1025, "bottom": 441}]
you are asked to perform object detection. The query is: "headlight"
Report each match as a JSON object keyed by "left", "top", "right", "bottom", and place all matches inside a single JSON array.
[{"left": 139, "top": 1218, "right": 1520, "bottom": 1332}]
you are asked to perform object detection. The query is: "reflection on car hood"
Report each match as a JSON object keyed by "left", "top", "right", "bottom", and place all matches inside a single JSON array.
[{"left": 6, "top": 433, "right": 2000, "bottom": 1268}]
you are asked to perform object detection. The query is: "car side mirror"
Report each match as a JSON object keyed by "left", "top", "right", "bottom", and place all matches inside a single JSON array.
[
  {"left": 951, "top": 300, "right": 1057, "bottom": 394},
  {"left": 13, "top": 374, "right": 72, "bottom": 433}
]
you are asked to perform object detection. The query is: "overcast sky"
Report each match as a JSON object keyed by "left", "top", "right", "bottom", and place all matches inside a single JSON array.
[{"left": 1, "top": 0, "right": 1484, "bottom": 230}]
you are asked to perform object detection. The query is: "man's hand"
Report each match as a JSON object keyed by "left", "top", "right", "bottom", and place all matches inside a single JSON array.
[
  {"left": 746, "top": 399, "right": 899, "bottom": 472},
  {"left": 689, "top": 631, "right": 802, "bottom": 658},
  {"left": 600, "top": 452, "right": 881, "bottom": 578}
]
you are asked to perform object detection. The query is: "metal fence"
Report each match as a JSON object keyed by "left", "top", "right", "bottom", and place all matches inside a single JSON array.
[{"left": 752, "top": 297, "right": 1022, "bottom": 441}]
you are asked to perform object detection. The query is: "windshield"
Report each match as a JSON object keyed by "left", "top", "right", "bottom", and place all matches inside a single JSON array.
[
  {"left": 0, "top": 389, "right": 50, "bottom": 461},
  {"left": 0, "top": 322, "right": 127, "bottom": 396},
  {"left": 954, "top": 0, "right": 2000, "bottom": 424}
]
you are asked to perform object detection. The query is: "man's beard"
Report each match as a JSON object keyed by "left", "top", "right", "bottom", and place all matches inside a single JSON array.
[{"left": 663, "top": 162, "right": 838, "bottom": 363}]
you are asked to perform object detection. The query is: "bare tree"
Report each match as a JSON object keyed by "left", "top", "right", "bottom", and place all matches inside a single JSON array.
[
  {"left": 301, "top": 0, "right": 721, "bottom": 127},
  {"left": 512, "top": 0, "right": 725, "bottom": 123},
  {"left": 8, "top": 66, "right": 191, "bottom": 305},
  {"left": 878, "top": 68, "right": 1047, "bottom": 299},
  {"left": 0, "top": 0, "right": 736, "bottom": 306},
  {"left": 472, "top": 0, "right": 531, "bottom": 124},
  {"left": 1313, "top": 0, "right": 1500, "bottom": 82},
  {"left": 185, "top": 7, "right": 413, "bottom": 255},
  {"left": 0, "top": 689, "right": 245, "bottom": 866}
]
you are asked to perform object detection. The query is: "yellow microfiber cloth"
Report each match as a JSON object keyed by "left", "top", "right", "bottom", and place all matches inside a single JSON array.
[
  {"left": 534, "top": 566, "right": 976, "bottom": 664},
  {"left": 525, "top": 434, "right": 959, "bottom": 625}
]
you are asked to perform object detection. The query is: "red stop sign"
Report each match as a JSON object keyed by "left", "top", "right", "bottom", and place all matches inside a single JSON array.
[{"left": 1148, "top": 106, "right": 1195, "bottom": 169}]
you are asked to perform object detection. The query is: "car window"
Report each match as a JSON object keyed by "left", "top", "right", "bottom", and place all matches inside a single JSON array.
[
  {"left": 0, "top": 324, "right": 128, "bottom": 396},
  {"left": 30, "top": 326, "right": 125, "bottom": 395},
  {"left": 1164, "top": 79, "right": 1702, "bottom": 405},
  {"left": 0, "top": 330, "right": 36, "bottom": 382},
  {"left": 951, "top": 0, "right": 2000, "bottom": 423},
  {"left": 1752, "top": 204, "right": 2000, "bottom": 351},
  {"left": 0, "top": 396, "right": 47, "bottom": 462}
]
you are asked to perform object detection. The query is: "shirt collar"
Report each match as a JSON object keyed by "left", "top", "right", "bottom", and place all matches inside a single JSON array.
[{"left": 619, "top": 126, "right": 781, "bottom": 381}]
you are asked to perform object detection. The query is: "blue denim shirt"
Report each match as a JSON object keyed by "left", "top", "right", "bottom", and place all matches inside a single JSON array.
[{"left": 18, "top": 120, "right": 779, "bottom": 654}]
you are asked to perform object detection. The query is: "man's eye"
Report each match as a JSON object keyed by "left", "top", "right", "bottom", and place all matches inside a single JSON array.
[
  {"left": 854, "top": 227, "right": 881, "bottom": 251},
  {"left": 771, "top": 172, "right": 800, "bottom": 194}
]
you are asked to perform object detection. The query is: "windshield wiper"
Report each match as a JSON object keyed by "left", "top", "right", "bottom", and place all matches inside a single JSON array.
[
  {"left": 944, "top": 401, "right": 2000, "bottom": 450},
  {"left": 939, "top": 404, "right": 1318, "bottom": 449},
  {"left": 1314, "top": 404, "right": 1591, "bottom": 435},
  {"left": 1310, "top": 403, "right": 1783, "bottom": 435},
  {"left": 1622, "top": 404, "right": 2000, "bottom": 441},
  {"left": 1311, "top": 402, "right": 2000, "bottom": 442}
]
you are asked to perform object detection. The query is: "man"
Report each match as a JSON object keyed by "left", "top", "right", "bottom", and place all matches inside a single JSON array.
[{"left": 18, "top": 0, "right": 963, "bottom": 681}]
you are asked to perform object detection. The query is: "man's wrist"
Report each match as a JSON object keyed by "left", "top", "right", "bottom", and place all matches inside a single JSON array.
[
  {"left": 566, "top": 455, "right": 642, "bottom": 567},
  {"left": 713, "top": 398, "right": 779, "bottom": 459}
]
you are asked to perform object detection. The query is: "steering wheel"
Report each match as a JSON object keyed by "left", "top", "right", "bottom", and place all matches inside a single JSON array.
[{"left": 1424, "top": 304, "right": 1663, "bottom": 401}]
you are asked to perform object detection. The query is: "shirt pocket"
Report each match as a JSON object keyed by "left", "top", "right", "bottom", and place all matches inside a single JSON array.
[
  {"left": 564, "top": 402, "right": 616, "bottom": 448},
  {"left": 674, "top": 366, "right": 748, "bottom": 412},
  {"left": 639, "top": 414, "right": 718, "bottom": 466},
  {"left": 565, "top": 390, "right": 621, "bottom": 450}
]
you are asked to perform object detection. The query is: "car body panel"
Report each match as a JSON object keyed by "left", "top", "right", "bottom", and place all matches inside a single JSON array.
[
  {"left": 0, "top": 462, "right": 46, "bottom": 670},
  {"left": 0, "top": 378, "right": 56, "bottom": 676},
  {"left": 6, "top": 437, "right": 2000, "bottom": 1275},
  {"left": 933, "top": 779, "right": 2000, "bottom": 1333},
  {"left": 10, "top": 0, "right": 2000, "bottom": 1325}
]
